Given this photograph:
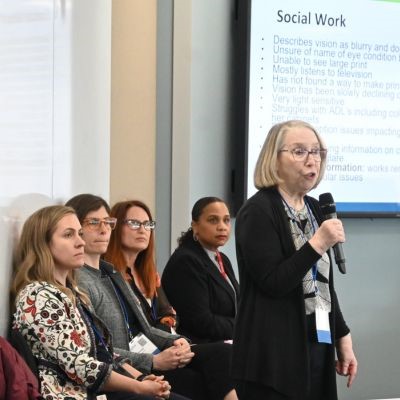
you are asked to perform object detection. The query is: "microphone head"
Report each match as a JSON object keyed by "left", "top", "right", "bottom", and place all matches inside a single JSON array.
[
  {"left": 319, "top": 192, "right": 334, "bottom": 206},
  {"left": 319, "top": 192, "right": 336, "bottom": 216}
]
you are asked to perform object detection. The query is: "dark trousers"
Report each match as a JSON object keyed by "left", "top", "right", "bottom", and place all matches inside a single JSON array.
[
  {"left": 236, "top": 381, "right": 288, "bottom": 400},
  {"left": 105, "top": 391, "right": 190, "bottom": 400},
  {"left": 103, "top": 364, "right": 191, "bottom": 400},
  {"left": 163, "top": 367, "right": 206, "bottom": 400},
  {"left": 236, "top": 342, "right": 331, "bottom": 400},
  {"left": 162, "top": 342, "right": 234, "bottom": 400}
]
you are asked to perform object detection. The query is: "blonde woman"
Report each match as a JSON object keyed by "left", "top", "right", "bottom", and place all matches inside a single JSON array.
[
  {"left": 232, "top": 121, "right": 357, "bottom": 400},
  {"left": 11, "top": 205, "right": 177, "bottom": 400}
]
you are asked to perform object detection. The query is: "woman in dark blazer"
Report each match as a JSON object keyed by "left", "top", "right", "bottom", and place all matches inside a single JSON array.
[
  {"left": 232, "top": 120, "right": 357, "bottom": 400},
  {"left": 162, "top": 197, "right": 239, "bottom": 343}
]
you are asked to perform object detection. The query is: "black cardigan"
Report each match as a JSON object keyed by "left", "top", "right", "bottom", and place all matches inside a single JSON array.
[
  {"left": 162, "top": 235, "right": 239, "bottom": 343},
  {"left": 231, "top": 187, "right": 349, "bottom": 399}
]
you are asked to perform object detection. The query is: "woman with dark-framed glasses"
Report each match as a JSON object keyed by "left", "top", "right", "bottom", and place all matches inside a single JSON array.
[
  {"left": 232, "top": 120, "right": 358, "bottom": 400},
  {"left": 104, "top": 200, "right": 176, "bottom": 332},
  {"left": 86, "top": 197, "right": 238, "bottom": 400}
]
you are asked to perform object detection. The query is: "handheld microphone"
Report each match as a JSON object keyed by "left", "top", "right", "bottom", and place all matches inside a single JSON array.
[{"left": 318, "top": 193, "right": 346, "bottom": 274}]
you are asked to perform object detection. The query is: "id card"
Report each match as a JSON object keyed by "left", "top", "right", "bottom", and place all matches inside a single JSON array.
[
  {"left": 315, "top": 308, "right": 332, "bottom": 344},
  {"left": 129, "top": 333, "right": 160, "bottom": 354}
]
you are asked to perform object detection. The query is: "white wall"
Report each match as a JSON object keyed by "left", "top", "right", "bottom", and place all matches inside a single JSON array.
[
  {"left": 69, "top": 0, "right": 111, "bottom": 198},
  {"left": 0, "top": 0, "right": 111, "bottom": 335},
  {"left": 335, "top": 218, "right": 400, "bottom": 399},
  {"left": 168, "top": 0, "right": 236, "bottom": 259}
]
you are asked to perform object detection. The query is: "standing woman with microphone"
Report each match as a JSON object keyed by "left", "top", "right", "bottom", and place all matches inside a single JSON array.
[{"left": 232, "top": 120, "right": 357, "bottom": 400}]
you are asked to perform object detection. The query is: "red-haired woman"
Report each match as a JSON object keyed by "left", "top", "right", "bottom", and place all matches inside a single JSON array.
[
  {"left": 104, "top": 200, "right": 238, "bottom": 400},
  {"left": 104, "top": 200, "right": 176, "bottom": 332}
]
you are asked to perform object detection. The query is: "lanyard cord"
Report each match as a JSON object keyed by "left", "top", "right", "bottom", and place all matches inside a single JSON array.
[
  {"left": 109, "top": 278, "right": 135, "bottom": 340},
  {"left": 126, "top": 268, "right": 158, "bottom": 322},
  {"left": 80, "top": 304, "right": 108, "bottom": 350},
  {"left": 150, "top": 296, "right": 158, "bottom": 321}
]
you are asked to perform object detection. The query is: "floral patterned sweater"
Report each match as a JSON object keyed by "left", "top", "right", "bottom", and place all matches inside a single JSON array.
[{"left": 13, "top": 281, "right": 115, "bottom": 400}]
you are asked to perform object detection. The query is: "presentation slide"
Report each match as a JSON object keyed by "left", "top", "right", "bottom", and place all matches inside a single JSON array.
[{"left": 247, "top": 0, "right": 400, "bottom": 215}]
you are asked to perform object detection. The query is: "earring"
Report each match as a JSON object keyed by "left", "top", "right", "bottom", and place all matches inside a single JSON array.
[{"left": 193, "top": 232, "right": 198, "bottom": 241}]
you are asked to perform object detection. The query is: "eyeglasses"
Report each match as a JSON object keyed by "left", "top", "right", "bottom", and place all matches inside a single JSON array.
[
  {"left": 82, "top": 218, "right": 117, "bottom": 230},
  {"left": 279, "top": 147, "right": 327, "bottom": 162},
  {"left": 124, "top": 219, "right": 156, "bottom": 231}
]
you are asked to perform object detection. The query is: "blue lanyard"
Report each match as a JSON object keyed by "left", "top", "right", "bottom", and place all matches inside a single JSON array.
[
  {"left": 110, "top": 280, "right": 135, "bottom": 340},
  {"left": 150, "top": 296, "right": 158, "bottom": 321},
  {"left": 281, "top": 197, "right": 317, "bottom": 235},
  {"left": 81, "top": 305, "right": 108, "bottom": 349}
]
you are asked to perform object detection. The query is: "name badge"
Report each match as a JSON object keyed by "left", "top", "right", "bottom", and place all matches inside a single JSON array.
[
  {"left": 129, "top": 332, "right": 160, "bottom": 354},
  {"left": 96, "top": 395, "right": 107, "bottom": 400},
  {"left": 315, "top": 308, "right": 332, "bottom": 344}
]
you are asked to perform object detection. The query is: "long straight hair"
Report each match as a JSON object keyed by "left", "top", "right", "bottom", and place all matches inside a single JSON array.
[
  {"left": 11, "top": 205, "right": 88, "bottom": 306},
  {"left": 104, "top": 200, "right": 157, "bottom": 298}
]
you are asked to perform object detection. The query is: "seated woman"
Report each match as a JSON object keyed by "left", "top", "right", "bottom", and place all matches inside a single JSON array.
[
  {"left": 104, "top": 200, "right": 176, "bottom": 332},
  {"left": 162, "top": 197, "right": 239, "bottom": 343},
  {"left": 10, "top": 205, "right": 177, "bottom": 400},
  {"left": 69, "top": 194, "right": 237, "bottom": 400},
  {"left": 66, "top": 194, "right": 203, "bottom": 399}
]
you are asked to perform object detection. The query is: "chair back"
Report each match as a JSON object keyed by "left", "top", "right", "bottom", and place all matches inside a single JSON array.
[{"left": 8, "top": 329, "right": 39, "bottom": 377}]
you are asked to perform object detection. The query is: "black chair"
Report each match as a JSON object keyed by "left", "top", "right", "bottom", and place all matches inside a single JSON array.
[{"left": 8, "top": 329, "right": 39, "bottom": 378}]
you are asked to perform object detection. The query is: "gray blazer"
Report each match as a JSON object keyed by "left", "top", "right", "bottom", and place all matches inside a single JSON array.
[{"left": 77, "top": 260, "right": 180, "bottom": 373}]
